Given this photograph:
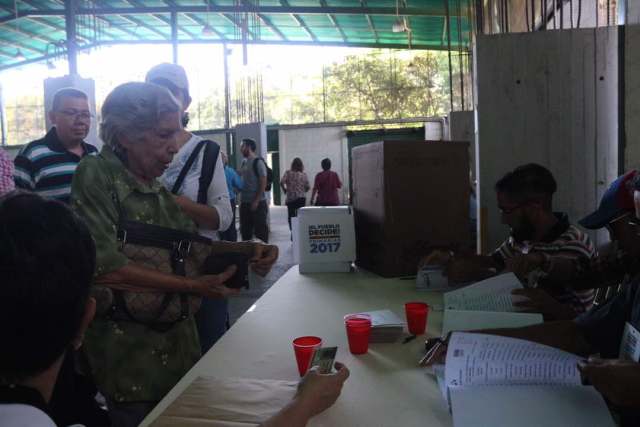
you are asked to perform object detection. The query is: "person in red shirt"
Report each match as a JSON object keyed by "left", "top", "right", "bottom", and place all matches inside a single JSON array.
[{"left": 311, "top": 158, "right": 342, "bottom": 206}]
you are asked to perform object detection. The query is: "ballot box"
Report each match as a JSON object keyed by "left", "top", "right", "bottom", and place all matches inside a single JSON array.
[{"left": 293, "top": 206, "right": 356, "bottom": 273}]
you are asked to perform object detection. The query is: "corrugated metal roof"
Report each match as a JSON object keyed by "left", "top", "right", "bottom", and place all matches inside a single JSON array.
[{"left": 0, "top": 0, "right": 472, "bottom": 70}]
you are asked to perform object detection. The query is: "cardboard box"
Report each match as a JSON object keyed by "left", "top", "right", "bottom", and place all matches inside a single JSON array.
[
  {"left": 293, "top": 206, "right": 356, "bottom": 273},
  {"left": 352, "top": 141, "right": 470, "bottom": 277}
]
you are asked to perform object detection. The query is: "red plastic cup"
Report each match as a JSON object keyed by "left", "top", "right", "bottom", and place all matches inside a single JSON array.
[
  {"left": 405, "top": 302, "right": 429, "bottom": 335},
  {"left": 344, "top": 314, "right": 372, "bottom": 355},
  {"left": 292, "top": 336, "right": 322, "bottom": 376}
]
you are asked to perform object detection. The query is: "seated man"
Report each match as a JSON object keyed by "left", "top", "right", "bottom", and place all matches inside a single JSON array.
[
  {"left": 422, "top": 163, "right": 596, "bottom": 319},
  {"left": 424, "top": 172, "right": 640, "bottom": 426},
  {"left": 0, "top": 193, "right": 349, "bottom": 427}
]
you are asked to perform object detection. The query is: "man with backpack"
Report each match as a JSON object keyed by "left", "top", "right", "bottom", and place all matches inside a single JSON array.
[{"left": 239, "top": 138, "right": 270, "bottom": 243}]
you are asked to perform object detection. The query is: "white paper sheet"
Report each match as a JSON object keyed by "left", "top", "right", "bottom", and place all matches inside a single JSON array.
[
  {"left": 444, "top": 332, "right": 583, "bottom": 388},
  {"left": 450, "top": 385, "right": 615, "bottom": 427},
  {"left": 443, "top": 273, "right": 522, "bottom": 312},
  {"left": 442, "top": 310, "right": 543, "bottom": 335}
]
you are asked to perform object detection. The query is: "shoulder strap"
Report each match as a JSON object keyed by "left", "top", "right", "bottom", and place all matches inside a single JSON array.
[
  {"left": 197, "top": 140, "right": 220, "bottom": 204},
  {"left": 253, "top": 157, "right": 268, "bottom": 176},
  {"left": 171, "top": 140, "right": 206, "bottom": 195}
]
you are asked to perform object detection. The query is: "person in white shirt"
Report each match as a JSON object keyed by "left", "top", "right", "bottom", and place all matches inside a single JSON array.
[
  {"left": 146, "top": 63, "right": 233, "bottom": 353},
  {"left": 0, "top": 193, "right": 96, "bottom": 427}
]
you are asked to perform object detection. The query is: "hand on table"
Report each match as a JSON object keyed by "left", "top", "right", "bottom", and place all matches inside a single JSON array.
[
  {"left": 578, "top": 357, "right": 640, "bottom": 407},
  {"left": 418, "top": 249, "right": 453, "bottom": 268},
  {"left": 193, "top": 265, "right": 241, "bottom": 298},
  {"left": 250, "top": 243, "right": 279, "bottom": 276},
  {"left": 294, "top": 362, "right": 350, "bottom": 418},
  {"left": 504, "top": 253, "right": 546, "bottom": 280}
]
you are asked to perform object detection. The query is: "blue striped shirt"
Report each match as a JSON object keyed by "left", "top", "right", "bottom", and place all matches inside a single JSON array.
[{"left": 13, "top": 127, "right": 97, "bottom": 203}]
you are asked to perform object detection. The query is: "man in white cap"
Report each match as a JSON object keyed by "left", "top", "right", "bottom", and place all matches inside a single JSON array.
[{"left": 146, "top": 63, "right": 233, "bottom": 353}]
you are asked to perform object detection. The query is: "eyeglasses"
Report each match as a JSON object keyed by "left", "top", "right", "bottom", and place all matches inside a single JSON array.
[
  {"left": 499, "top": 204, "right": 524, "bottom": 215},
  {"left": 57, "top": 109, "right": 93, "bottom": 121}
]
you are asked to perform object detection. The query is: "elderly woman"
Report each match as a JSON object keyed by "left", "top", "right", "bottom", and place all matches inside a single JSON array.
[{"left": 71, "top": 82, "right": 278, "bottom": 427}]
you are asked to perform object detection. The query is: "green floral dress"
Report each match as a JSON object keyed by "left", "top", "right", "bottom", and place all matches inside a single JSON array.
[{"left": 71, "top": 146, "right": 201, "bottom": 403}]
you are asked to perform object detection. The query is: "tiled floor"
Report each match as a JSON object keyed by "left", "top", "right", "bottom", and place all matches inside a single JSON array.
[{"left": 228, "top": 205, "right": 295, "bottom": 324}]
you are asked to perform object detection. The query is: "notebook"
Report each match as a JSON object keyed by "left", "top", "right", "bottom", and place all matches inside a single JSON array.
[{"left": 443, "top": 332, "right": 615, "bottom": 427}]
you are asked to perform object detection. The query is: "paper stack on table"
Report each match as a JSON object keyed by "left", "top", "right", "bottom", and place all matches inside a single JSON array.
[
  {"left": 442, "top": 332, "right": 615, "bottom": 427},
  {"left": 355, "top": 309, "right": 405, "bottom": 343}
]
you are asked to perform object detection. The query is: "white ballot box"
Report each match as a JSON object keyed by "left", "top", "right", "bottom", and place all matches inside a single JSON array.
[{"left": 293, "top": 206, "right": 356, "bottom": 273}]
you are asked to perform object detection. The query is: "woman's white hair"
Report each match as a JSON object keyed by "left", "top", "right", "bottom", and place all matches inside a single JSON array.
[{"left": 100, "top": 82, "right": 181, "bottom": 153}]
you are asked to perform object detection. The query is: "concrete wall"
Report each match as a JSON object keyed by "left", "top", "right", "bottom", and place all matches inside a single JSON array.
[
  {"left": 626, "top": 0, "right": 640, "bottom": 24},
  {"left": 475, "top": 27, "right": 618, "bottom": 252},
  {"left": 449, "top": 110, "right": 476, "bottom": 181},
  {"left": 625, "top": 25, "right": 640, "bottom": 170},
  {"left": 278, "top": 126, "right": 349, "bottom": 204}
]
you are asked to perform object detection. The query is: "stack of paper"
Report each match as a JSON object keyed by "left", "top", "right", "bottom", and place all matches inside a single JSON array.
[
  {"left": 355, "top": 309, "right": 405, "bottom": 343},
  {"left": 443, "top": 332, "right": 616, "bottom": 427}
]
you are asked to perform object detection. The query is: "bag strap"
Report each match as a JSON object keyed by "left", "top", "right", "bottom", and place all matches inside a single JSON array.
[
  {"left": 197, "top": 140, "right": 220, "bottom": 204},
  {"left": 171, "top": 140, "right": 207, "bottom": 195},
  {"left": 252, "top": 157, "right": 264, "bottom": 178}
]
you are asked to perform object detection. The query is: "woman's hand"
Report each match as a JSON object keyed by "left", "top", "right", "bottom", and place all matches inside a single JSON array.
[
  {"left": 250, "top": 243, "right": 279, "bottom": 276},
  {"left": 192, "top": 265, "right": 241, "bottom": 298}
]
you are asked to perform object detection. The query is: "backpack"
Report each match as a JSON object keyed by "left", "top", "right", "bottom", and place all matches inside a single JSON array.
[
  {"left": 252, "top": 157, "right": 274, "bottom": 192},
  {"left": 171, "top": 139, "right": 220, "bottom": 204}
]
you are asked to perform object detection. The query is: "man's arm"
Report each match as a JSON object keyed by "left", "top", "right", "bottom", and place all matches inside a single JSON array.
[
  {"left": 174, "top": 195, "right": 221, "bottom": 229},
  {"left": 420, "top": 249, "right": 501, "bottom": 283},
  {"left": 252, "top": 176, "right": 267, "bottom": 211},
  {"left": 260, "top": 363, "right": 349, "bottom": 427}
]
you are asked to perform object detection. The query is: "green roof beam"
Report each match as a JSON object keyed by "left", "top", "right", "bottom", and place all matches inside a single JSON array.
[
  {"left": 319, "top": 0, "right": 346, "bottom": 42},
  {"left": 279, "top": 0, "right": 316, "bottom": 41}
]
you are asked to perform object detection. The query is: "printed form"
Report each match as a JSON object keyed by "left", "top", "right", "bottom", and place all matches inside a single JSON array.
[
  {"left": 443, "top": 273, "right": 524, "bottom": 312},
  {"left": 444, "top": 332, "right": 583, "bottom": 388}
]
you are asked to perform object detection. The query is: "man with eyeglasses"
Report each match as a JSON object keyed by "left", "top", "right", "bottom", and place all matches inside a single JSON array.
[
  {"left": 421, "top": 163, "right": 596, "bottom": 320},
  {"left": 423, "top": 172, "right": 640, "bottom": 426},
  {"left": 14, "top": 87, "right": 97, "bottom": 203}
]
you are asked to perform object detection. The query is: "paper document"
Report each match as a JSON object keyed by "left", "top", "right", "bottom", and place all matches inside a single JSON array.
[
  {"left": 442, "top": 310, "right": 543, "bottom": 335},
  {"left": 443, "top": 273, "right": 522, "bottom": 312},
  {"left": 450, "top": 385, "right": 616, "bottom": 427},
  {"left": 444, "top": 332, "right": 583, "bottom": 388}
]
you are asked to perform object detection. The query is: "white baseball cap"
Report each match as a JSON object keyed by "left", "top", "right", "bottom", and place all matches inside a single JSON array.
[{"left": 145, "top": 63, "right": 189, "bottom": 92}]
